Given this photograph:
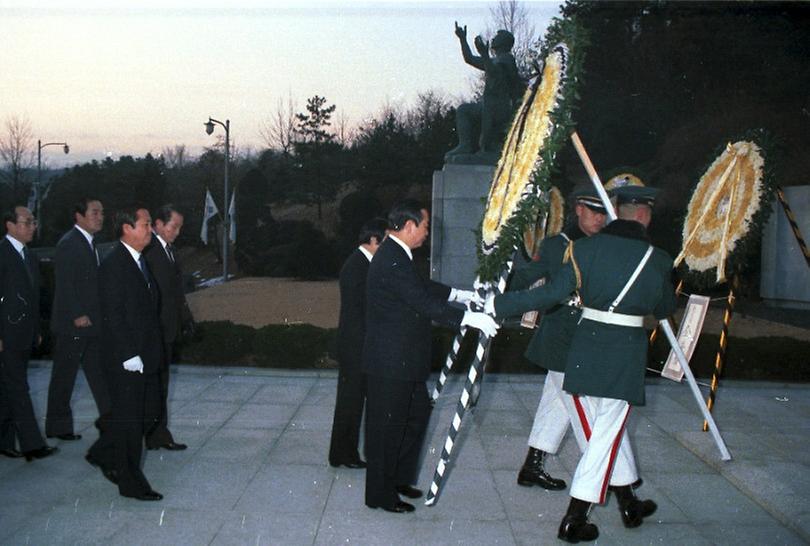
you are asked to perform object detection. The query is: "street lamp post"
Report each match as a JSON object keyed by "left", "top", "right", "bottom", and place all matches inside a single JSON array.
[
  {"left": 37, "top": 139, "right": 69, "bottom": 234},
  {"left": 204, "top": 117, "right": 230, "bottom": 282}
]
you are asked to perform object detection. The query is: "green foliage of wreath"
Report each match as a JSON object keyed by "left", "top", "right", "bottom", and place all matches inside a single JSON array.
[{"left": 476, "top": 17, "right": 588, "bottom": 282}]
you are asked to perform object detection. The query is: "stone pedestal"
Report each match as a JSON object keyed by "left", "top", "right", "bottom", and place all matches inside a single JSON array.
[
  {"left": 430, "top": 164, "right": 494, "bottom": 288},
  {"left": 760, "top": 185, "right": 810, "bottom": 309}
]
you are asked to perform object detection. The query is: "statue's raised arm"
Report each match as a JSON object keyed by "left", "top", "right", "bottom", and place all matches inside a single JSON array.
[{"left": 455, "top": 21, "right": 486, "bottom": 71}]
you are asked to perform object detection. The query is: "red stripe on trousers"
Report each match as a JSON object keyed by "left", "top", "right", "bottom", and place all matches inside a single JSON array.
[
  {"left": 598, "top": 406, "right": 631, "bottom": 503},
  {"left": 573, "top": 395, "right": 592, "bottom": 440}
]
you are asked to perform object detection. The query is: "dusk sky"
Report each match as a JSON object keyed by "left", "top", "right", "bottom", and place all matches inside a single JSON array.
[{"left": 2, "top": 1, "right": 560, "bottom": 167}]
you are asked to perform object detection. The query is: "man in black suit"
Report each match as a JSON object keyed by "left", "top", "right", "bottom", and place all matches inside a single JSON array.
[
  {"left": 45, "top": 198, "right": 111, "bottom": 441},
  {"left": 363, "top": 199, "right": 498, "bottom": 513},
  {"left": 143, "top": 204, "right": 190, "bottom": 451},
  {"left": 0, "top": 206, "right": 58, "bottom": 461},
  {"left": 89, "top": 206, "right": 164, "bottom": 501},
  {"left": 328, "top": 218, "right": 388, "bottom": 469}
]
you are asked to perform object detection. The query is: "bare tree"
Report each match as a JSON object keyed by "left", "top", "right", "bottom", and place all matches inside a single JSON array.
[
  {"left": 488, "top": 0, "right": 538, "bottom": 79},
  {"left": 260, "top": 93, "right": 297, "bottom": 154},
  {"left": 0, "top": 115, "right": 35, "bottom": 198},
  {"left": 405, "top": 90, "right": 452, "bottom": 134},
  {"left": 334, "top": 110, "right": 355, "bottom": 147},
  {"left": 161, "top": 144, "right": 188, "bottom": 169}
]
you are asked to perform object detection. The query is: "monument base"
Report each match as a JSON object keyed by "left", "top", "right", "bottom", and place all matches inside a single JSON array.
[
  {"left": 430, "top": 164, "right": 494, "bottom": 288},
  {"left": 760, "top": 185, "right": 810, "bottom": 310}
]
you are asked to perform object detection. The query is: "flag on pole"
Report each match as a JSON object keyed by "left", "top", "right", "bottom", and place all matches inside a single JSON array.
[
  {"left": 200, "top": 189, "right": 219, "bottom": 244},
  {"left": 27, "top": 184, "right": 38, "bottom": 215},
  {"left": 228, "top": 190, "right": 236, "bottom": 243}
]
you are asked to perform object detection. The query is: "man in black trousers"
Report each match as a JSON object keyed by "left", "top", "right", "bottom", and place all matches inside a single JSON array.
[
  {"left": 143, "top": 204, "right": 190, "bottom": 451},
  {"left": 46, "top": 198, "right": 111, "bottom": 441},
  {"left": 88, "top": 205, "right": 164, "bottom": 501},
  {"left": 363, "top": 199, "right": 498, "bottom": 513},
  {"left": 0, "top": 206, "right": 58, "bottom": 461},
  {"left": 328, "top": 217, "right": 388, "bottom": 469}
]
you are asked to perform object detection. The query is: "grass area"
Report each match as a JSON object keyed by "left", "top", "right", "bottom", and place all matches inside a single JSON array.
[{"left": 175, "top": 321, "right": 810, "bottom": 382}]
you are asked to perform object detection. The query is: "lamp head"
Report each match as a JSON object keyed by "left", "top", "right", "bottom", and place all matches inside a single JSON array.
[
  {"left": 205, "top": 120, "right": 215, "bottom": 135},
  {"left": 63, "top": 144, "right": 70, "bottom": 154}
]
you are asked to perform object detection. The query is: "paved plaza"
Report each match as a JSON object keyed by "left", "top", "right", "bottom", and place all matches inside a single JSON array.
[{"left": 1, "top": 362, "right": 808, "bottom": 545}]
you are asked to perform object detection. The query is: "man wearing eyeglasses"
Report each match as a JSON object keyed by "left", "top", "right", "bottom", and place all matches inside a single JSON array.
[{"left": 0, "top": 206, "right": 58, "bottom": 461}]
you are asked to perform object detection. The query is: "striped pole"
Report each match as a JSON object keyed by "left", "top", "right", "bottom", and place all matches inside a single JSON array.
[
  {"left": 425, "top": 258, "right": 513, "bottom": 506},
  {"left": 702, "top": 275, "right": 737, "bottom": 432},
  {"left": 432, "top": 274, "right": 508, "bottom": 400},
  {"left": 776, "top": 187, "right": 810, "bottom": 269},
  {"left": 431, "top": 326, "right": 468, "bottom": 401}
]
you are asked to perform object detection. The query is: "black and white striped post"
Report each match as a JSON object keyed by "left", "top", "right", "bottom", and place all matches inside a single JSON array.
[
  {"left": 425, "top": 257, "right": 514, "bottom": 506},
  {"left": 431, "top": 277, "right": 496, "bottom": 401}
]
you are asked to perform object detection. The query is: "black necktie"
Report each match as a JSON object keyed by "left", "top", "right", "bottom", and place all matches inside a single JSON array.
[
  {"left": 166, "top": 244, "right": 175, "bottom": 263},
  {"left": 21, "top": 247, "right": 34, "bottom": 284},
  {"left": 91, "top": 238, "right": 100, "bottom": 265},
  {"left": 138, "top": 254, "right": 151, "bottom": 286}
]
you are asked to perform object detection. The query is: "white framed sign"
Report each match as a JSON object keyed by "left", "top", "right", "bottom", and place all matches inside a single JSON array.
[{"left": 661, "top": 294, "right": 711, "bottom": 382}]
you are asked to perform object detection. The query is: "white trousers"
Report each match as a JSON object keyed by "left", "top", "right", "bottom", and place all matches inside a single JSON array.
[
  {"left": 527, "top": 371, "right": 587, "bottom": 453},
  {"left": 569, "top": 395, "right": 639, "bottom": 504}
]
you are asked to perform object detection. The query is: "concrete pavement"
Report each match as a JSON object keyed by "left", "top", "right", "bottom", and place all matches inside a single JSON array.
[{"left": 1, "top": 363, "right": 808, "bottom": 545}]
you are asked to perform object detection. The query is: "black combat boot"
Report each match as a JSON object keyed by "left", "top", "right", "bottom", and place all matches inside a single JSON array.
[
  {"left": 613, "top": 484, "right": 657, "bottom": 528},
  {"left": 558, "top": 497, "right": 599, "bottom": 543},
  {"left": 517, "top": 447, "right": 566, "bottom": 490}
]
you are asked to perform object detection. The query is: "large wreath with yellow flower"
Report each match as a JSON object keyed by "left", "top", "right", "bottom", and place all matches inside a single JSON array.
[
  {"left": 676, "top": 130, "right": 776, "bottom": 287},
  {"left": 477, "top": 18, "right": 586, "bottom": 281}
]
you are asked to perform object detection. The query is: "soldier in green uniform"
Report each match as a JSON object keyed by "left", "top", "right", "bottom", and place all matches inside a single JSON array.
[
  {"left": 488, "top": 185, "right": 676, "bottom": 543},
  {"left": 510, "top": 184, "right": 607, "bottom": 491}
]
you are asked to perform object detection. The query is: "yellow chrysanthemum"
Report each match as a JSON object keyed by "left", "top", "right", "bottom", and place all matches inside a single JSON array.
[
  {"left": 481, "top": 46, "right": 566, "bottom": 250},
  {"left": 522, "top": 185, "right": 564, "bottom": 257}
]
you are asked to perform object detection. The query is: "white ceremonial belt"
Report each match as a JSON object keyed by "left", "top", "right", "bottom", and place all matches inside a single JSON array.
[{"left": 581, "top": 307, "right": 644, "bottom": 327}]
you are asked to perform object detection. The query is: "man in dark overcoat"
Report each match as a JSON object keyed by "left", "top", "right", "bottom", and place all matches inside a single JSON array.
[
  {"left": 363, "top": 199, "right": 498, "bottom": 513},
  {"left": 491, "top": 186, "right": 675, "bottom": 542},
  {"left": 90, "top": 206, "right": 164, "bottom": 501},
  {"left": 328, "top": 218, "right": 388, "bottom": 469},
  {"left": 46, "top": 197, "right": 111, "bottom": 440},
  {"left": 143, "top": 204, "right": 191, "bottom": 451},
  {"left": 0, "top": 206, "right": 57, "bottom": 461}
]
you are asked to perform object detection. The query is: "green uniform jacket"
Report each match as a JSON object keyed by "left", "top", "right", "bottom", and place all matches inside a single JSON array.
[
  {"left": 496, "top": 220, "right": 676, "bottom": 405},
  {"left": 508, "top": 225, "right": 584, "bottom": 372}
]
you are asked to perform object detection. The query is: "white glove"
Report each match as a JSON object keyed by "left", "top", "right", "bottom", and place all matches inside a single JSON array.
[
  {"left": 484, "top": 292, "right": 496, "bottom": 315},
  {"left": 448, "top": 288, "right": 476, "bottom": 305},
  {"left": 461, "top": 311, "right": 500, "bottom": 338},
  {"left": 123, "top": 355, "right": 144, "bottom": 374}
]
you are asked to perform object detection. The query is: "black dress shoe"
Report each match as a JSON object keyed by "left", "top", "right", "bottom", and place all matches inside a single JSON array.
[
  {"left": 147, "top": 441, "right": 187, "bottom": 451},
  {"left": 84, "top": 453, "right": 119, "bottom": 485},
  {"left": 123, "top": 490, "right": 163, "bottom": 501},
  {"left": 619, "top": 498, "right": 657, "bottom": 528},
  {"left": 47, "top": 433, "right": 82, "bottom": 441},
  {"left": 0, "top": 448, "right": 23, "bottom": 458},
  {"left": 24, "top": 445, "right": 59, "bottom": 462},
  {"left": 330, "top": 460, "right": 367, "bottom": 469},
  {"left": 367, "top": 501, "right": 415, "bottom": 514},
  {"left": 558, "top": 514, "right": 599, "bottom": 543},
  {"left": 395, "top": 485, "right": 423, "bottom": 499}
]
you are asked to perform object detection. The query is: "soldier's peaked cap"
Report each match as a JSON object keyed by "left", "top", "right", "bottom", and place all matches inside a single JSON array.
[
  {"left": 570, "top": 183, "right": 606, "bottom": 212},
  {"left": 613, "top": 185, "right": 659, "bottom": 206}
]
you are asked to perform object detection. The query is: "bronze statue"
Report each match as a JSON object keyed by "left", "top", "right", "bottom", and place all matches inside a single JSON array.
[{"left": 445, "top": 22, "right": 525, "bottom": 165}]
